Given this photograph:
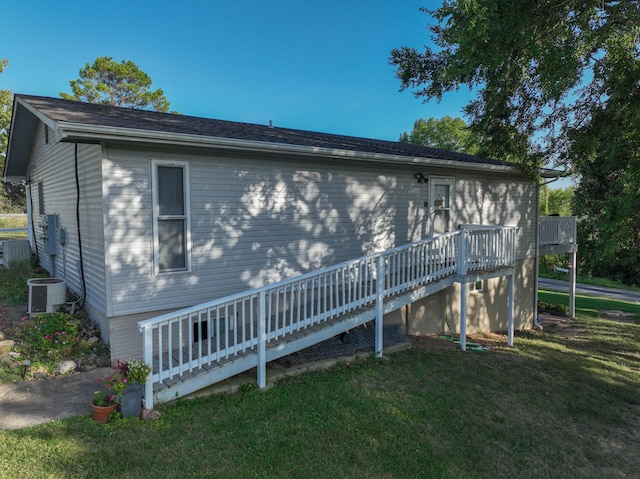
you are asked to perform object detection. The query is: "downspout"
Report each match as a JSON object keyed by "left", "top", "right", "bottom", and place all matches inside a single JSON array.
[
  {"left": 534, "top": 176, "right": 560, "bottom": 329},
  {"left": 74, "top": 143, "right": 87, "bottom": 308}
]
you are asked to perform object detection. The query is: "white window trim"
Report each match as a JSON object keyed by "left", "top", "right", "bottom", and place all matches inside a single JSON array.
[
  {"left": 469, "top": 279, "right": 484, "bottom": 293},
  {"left": 428, "top": 176, "right": 455, "bottom": 211},
  {"left": 151, "top": 159, "right": 192, "bottom": 275}
]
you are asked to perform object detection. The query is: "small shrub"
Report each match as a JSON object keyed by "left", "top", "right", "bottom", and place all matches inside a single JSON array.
[{"left": 538, "top": 299, "right": 569, "bottom": 314}]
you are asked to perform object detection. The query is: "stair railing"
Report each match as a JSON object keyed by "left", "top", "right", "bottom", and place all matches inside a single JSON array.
[{"left": 139, "top": 226, "right": 515, "bottom": 408}]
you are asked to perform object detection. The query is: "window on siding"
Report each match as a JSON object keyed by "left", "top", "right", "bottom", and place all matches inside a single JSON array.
[
  {"left": 429, "top": 176, "right": 455, "bottom": 235},
  {"left": 152, "top": 161, "right": 190, "bottom": 274},
  {"left": 469, "top": 280, "right": 483, "bottom": 293}
]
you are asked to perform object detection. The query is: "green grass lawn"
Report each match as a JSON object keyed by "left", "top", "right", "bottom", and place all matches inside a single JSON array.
[
  {"left": 1, "top": 293, "right": 639, "bottom": 478},
  {"left": 0, "top": 232, "right": 28, "bottom": 241},
  {"left": 0, "top": 215, "right": 28, "bottom": 241},
  {"left": 539, "top": 289, "right": 640, "bottom": 317}
]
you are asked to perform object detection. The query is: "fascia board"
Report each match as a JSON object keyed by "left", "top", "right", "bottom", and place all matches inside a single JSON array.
[
  {"left": 14, "top": 96, "right": 59, "bottom": 131},
  {"left": 56, "top": 121, "right": 534, "bottom": 176}
]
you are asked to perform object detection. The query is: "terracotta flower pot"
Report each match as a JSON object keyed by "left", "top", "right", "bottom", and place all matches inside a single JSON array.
[{"left": 91, "top": 402, "right": 117, "bottom": 423}]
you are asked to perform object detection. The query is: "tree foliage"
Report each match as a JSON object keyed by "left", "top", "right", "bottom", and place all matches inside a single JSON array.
[
  {"left": 390, "top": 0, "right": 640, "bottom": 179},
  {"left": 0, "top": 59, "right": 26, "bottom": 213},
  {"left": 391, "top": 0, "right": 640, "bottom": 285},
  {"left": 399, "top": 116, "right": 479, "bottom": 154},
  {"left": 570, "top": 51, "right": 640, "bottom": 285},
  {"left": 60, "top": 57, "right": 170, "bottom": 112},
  {"left": 539, "top": 185, "right": 573, "bottom": 217}
]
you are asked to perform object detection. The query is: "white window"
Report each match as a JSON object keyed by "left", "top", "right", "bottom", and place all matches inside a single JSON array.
[
  {"left": 469, "top": 279, "right": 483, "bottom": 293},
  {"left": 152, "top": 160, "right": 191, "bottom": 274},
  {"left": 429, "top": 176, "right": 455, "bottom": 235}
]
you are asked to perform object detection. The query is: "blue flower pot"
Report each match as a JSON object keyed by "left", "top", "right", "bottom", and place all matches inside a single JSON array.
[{"left": 120, "top": 383, "right": 144, "bottom": 417}]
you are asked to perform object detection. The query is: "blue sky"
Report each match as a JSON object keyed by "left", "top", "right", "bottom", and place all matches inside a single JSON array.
[{"left": 2, "top": 0, "right": 474, "bottom": 142}]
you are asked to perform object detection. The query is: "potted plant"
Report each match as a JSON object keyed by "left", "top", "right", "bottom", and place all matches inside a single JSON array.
[
  {"left": 91, "top": 375, "right": 123, "bottom": 423},
  {"left": 114, "top": 358, "right": 152, "bottom": 417}
]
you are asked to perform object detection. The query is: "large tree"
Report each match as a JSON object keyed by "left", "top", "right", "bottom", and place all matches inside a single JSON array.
[
  {"left": 570, "top": 53, "right": 640, "bottom": 285},
  {"left": 1, "top": 59, "right": 26, "bottom": 213},
  {"left": 60, "top": 57, "right": 170, "bottom": 112},
  {"left": 390, "top": 1, "right": 640, "bottom": 179},
  {"left": 391, "top": 1, "right": 640, "bottom": 284},
  {"left": 399, "top": 116, "right": 479, "bottom": 154}
]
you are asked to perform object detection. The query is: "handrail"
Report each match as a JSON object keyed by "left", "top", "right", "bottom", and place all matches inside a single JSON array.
[
  {"left": 139, "top": 226, "right": 516, "bottom": 408},
  {"left": 138, "top": 231, "right": 460, "bottom": 330}
]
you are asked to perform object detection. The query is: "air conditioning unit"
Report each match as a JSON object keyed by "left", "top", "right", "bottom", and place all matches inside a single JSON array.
[{"left": 27, "top": 278, "right": 67, "bottom": 315}]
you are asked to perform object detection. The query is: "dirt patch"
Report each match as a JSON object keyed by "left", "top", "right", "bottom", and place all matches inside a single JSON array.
[
  {"left": 410, "top": 331, "right": 513, "bottom": 352},
  {"left": 601, "top": 310, "right": 638, "bottom": 323},
  {"left": 0, "top": 304, "right": 25, "bottom": 335}
]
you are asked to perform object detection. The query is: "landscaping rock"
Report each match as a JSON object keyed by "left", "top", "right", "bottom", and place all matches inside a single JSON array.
[
  {"left": 0, "top": 355, "right": 12, "bottom": 367},
  {"left": 141, "top": 408, "right": 161, "bottom": 421},
  {"left": 0, "top": 339, "right": 15, "bottom": 355},
  {"left": 54, "top": 359, "right": 77, "bottom": 376},
  {"left": 0, "top": 330, "right": 5, "bottom": 341}
]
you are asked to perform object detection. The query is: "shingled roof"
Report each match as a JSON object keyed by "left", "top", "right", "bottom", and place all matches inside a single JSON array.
[{"left": 13, "top": 94, "right": 516, "bottom": 168}]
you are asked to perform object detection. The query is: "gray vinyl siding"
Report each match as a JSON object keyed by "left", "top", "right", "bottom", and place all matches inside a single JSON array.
[
  {"left": 453, "top": 171, "right": 537, "bottom": 260},
  {"left": 26, "top": 123, "right": 108, "bottom": 317},
  {"left": 78, "top": 143, "right": 108, "bottom": 317},
  {"left": 104, "top": 146, "right": 433, "bottom": 316},
  {"left": 102, "top": 154, "right": 154, "bottom": 313},
  {"left": 103, "top": 146, "right": 537, "bottom": 319}
]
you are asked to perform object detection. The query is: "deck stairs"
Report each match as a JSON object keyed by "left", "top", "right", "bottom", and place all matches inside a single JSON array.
[{"left": 139, "top": 226, "right": 517, "bottom": 409}]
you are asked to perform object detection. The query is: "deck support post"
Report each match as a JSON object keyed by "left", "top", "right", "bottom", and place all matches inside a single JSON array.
[
  {"left": 375, "top": 255, "right": 385, "bottom": 358},
  {"left": 507, "top": 273, "right": 514, "bottom": 347},
  {"left": 569, "top": 250, "right": 577, "bottom": 319},
  {"left": 142, "top": 326, "right": 154, "bottom": 410},
  {"left": 458, "top": 229, "right": 469, "bottom": 351},
  {"left": 459, "top": 281, "right": 467, "bottom": 351},
  {"left": 257, "top": 290, "right": 267, "bottom": 388}
]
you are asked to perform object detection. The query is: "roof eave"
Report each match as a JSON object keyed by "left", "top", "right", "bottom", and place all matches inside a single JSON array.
[
  {"left": 3, "top": 96, "right": 60, "bottom": 182},
  {"left": 540, "top": 168, "right": 564, "bottom": 179},
  {"left": 56, "top": 122, "right": 527, "bottom": 175}
]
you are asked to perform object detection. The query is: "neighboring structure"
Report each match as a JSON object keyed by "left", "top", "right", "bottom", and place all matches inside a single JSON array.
[{"left": 4, "top": 95, "right": 575, "bottom": 405}]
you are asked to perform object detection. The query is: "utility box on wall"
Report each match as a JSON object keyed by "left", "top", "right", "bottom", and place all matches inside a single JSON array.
[{"left": 40, "top": 214, "right": 59, "bottom": 255}]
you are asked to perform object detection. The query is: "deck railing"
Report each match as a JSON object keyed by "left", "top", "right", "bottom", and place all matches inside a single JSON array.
[
  {"left": 459, "top": 225, "right": 517, "bottom": 274},
  {"left": 539, "top": 216, "right": 577, "bottom": 246},
  {"left": 139, "top": 226, "right": 516, "bottom": 408}
]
